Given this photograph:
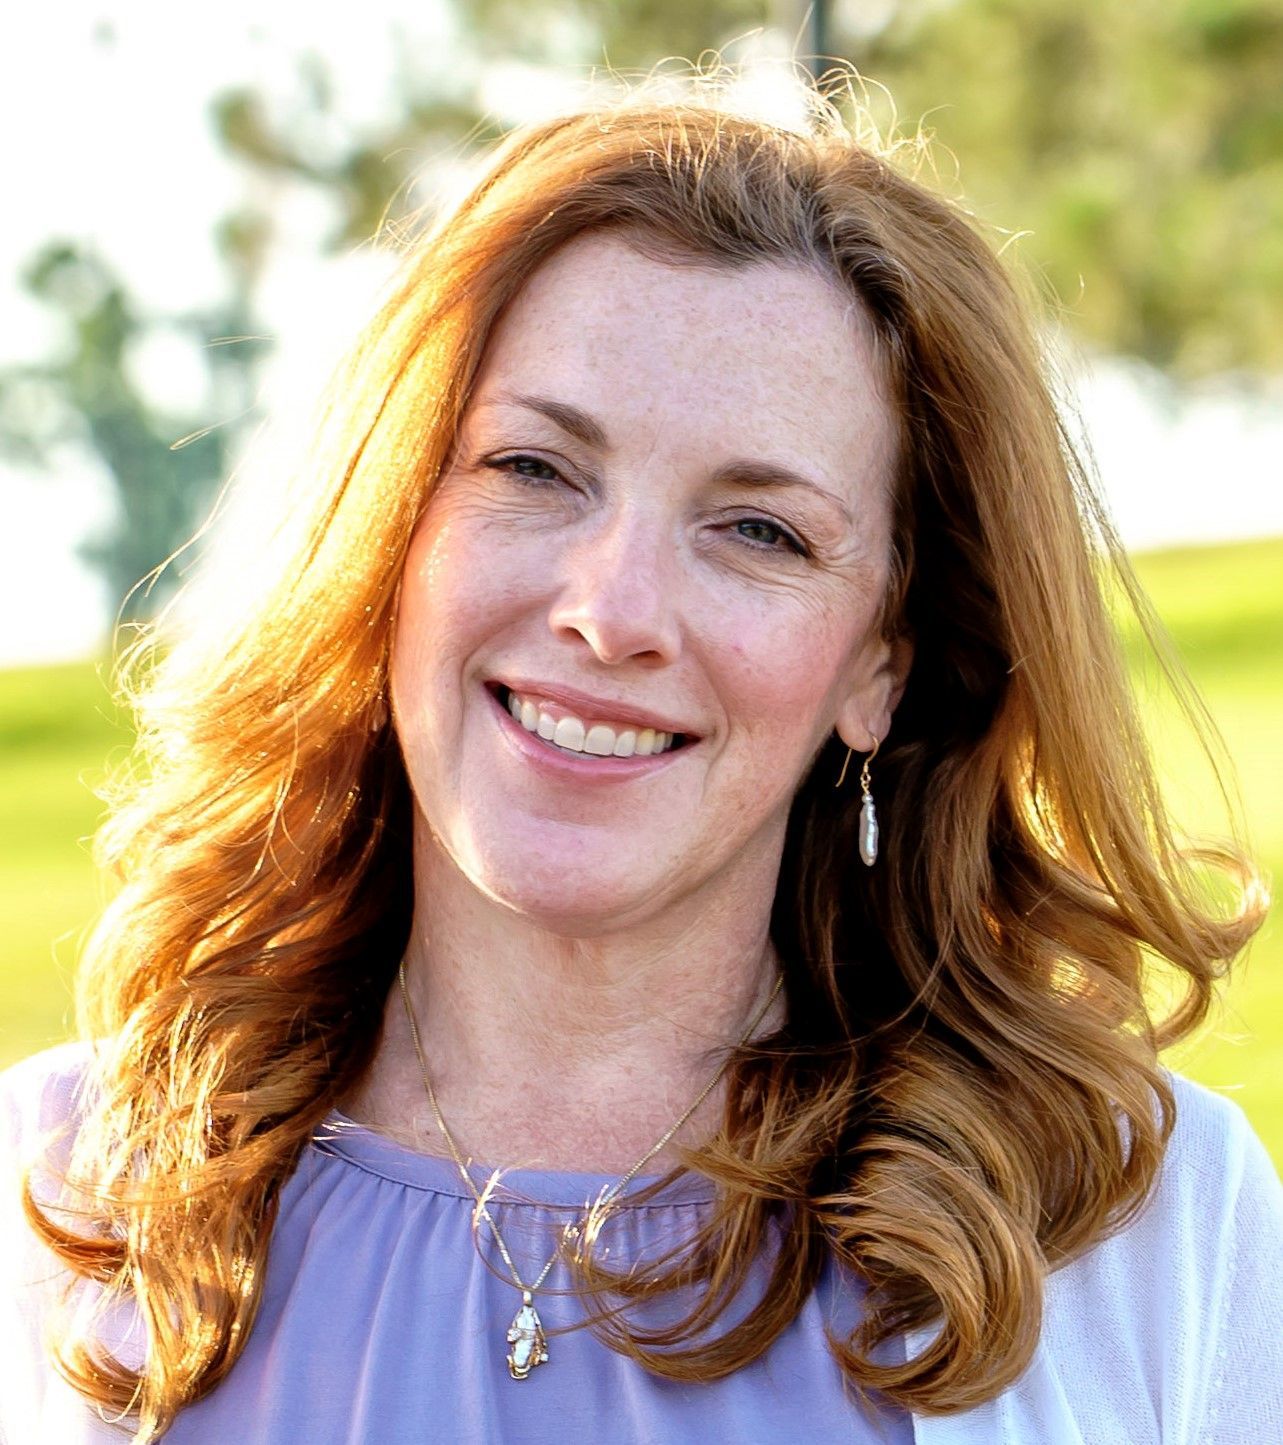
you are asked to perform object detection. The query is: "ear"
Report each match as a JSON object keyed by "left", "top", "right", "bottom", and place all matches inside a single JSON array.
[{"left": 836, "top": 632, "right": 913, "bottom": 752}]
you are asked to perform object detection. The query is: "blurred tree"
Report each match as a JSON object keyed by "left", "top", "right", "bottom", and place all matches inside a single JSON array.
[
  {"left": 853, "top": 0, "right": 1283, "bottom": 376},
  {"left": 0, "top": 57, "right": 496, "bottom": 623},
  {"left": 7, "top": 0, "right": 1280, "bottom": 617},
  {"left": 457, "top": 0, "right": 766, "bottom": 73},
  {"left": 211, "top": 56, "right": 500, "bottom": 249},
  {"left": 0, "top": 241, "right": 262, "bottom": 621},
  {"left": 210, "top": 0, "right": 1283, "bottom": 378}
]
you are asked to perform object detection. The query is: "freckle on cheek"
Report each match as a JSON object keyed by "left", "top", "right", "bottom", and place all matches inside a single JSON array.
[{"left": 725, "top": 627, "right": 757, "bottom": 661}]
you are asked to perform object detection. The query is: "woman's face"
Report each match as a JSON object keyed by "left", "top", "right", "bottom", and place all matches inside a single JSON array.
[{"left": 391, "top": 231, "right": 907, "bottom": 932}]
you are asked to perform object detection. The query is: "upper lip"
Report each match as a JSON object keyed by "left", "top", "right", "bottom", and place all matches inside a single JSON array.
[{"left": 491, "top": 678, "right": 701, "bottom": 738}]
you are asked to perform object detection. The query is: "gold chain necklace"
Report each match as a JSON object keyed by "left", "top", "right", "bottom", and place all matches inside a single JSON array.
[{"left": 397, "top": 961, "right": 783, "bottom": 1380}]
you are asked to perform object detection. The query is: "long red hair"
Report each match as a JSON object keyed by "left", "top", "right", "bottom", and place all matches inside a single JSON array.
[{"left": 27, "top": 70, "right": 1263, "bottom": 1439}]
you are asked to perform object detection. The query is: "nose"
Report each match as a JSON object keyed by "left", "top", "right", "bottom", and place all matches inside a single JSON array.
[{"left": 546, "top": 502, "right": 682, "bottom": 666}]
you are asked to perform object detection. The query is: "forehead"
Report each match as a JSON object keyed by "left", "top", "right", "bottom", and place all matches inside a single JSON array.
[{"left": 468, "top": 231, "right": 898, "bottom": 501}]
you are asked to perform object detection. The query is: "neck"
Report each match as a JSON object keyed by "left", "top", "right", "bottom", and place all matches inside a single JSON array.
[{"left": 343, "top": 820, "right": 787, "bottom": 1174}]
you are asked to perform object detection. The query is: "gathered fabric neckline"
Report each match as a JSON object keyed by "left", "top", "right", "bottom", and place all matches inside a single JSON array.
[{"left": 312, "top": 1107, "right": 719, "bottom": 1208}]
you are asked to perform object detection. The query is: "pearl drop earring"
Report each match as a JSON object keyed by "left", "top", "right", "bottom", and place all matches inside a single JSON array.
[
  {"left": 857, "top": 739, "right": 879, "bottom": 867},
  {"left": 835, "top": 736, "right": 880, "bottom": 867}
]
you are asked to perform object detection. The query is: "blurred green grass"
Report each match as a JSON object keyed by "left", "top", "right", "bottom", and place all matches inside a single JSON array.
[
  {"left": 1, "top": 536, "right": 1279, "bottom": 1163},
  {"left": 0, "top": 661, "right": 130, "bottom": 1059}
]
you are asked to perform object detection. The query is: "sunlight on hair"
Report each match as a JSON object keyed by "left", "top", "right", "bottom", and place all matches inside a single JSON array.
[
  {"left": 165, "top": 248, "right": 398, "bottom": 658},
  {"left": 721, "top": 57, "right": 815, "bottom": 132},
  {"left": 28, "top": 65, "right": 1268, "bottom": 1438}
]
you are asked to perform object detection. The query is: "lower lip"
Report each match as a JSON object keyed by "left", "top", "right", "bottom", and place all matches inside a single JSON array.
[{"left": 486, "top": 686, "right": 692, "bottom": 782}]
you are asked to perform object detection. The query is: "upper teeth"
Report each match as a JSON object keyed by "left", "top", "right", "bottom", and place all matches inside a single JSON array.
[{"left": 505, "top": 689, "right": 678, "bottom": 757}]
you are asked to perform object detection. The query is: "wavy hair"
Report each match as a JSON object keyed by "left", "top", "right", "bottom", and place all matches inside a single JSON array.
[{"left": 27, "top": 67, "right": 1264, "bottom": 1439}]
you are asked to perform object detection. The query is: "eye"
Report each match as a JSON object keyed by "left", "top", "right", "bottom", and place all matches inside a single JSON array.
[
  {"left": 732, "top": 516, "right": 809, "bottom": 558},
  {"left": 485, "top": 453, "right": 564, "bottom": 485}
]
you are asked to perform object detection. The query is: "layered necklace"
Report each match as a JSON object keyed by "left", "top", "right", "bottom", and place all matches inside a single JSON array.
[{"left": 397, "top": 961, "right": 783, "bottom": 1380}]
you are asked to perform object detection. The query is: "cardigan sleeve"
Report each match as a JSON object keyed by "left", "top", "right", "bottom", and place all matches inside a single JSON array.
[
  {"left": 1192, "top": 1086, "right": 1283, "bottom": 1442},
  {"left": 905, "top": 1073, "right": 1283, "bottom": 1445},
  {"left": 0, "top": 1042, "right": 125, "bottom": 1445}
]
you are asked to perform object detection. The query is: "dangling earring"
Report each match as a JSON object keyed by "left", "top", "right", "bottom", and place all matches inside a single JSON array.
[
  {"left": 370, "top": 694, "right": 389, "bottom": 733},
  {"left": 857, "top": 739, "right": 880, "bottom": 867},
  {"left": 835, "top": 736, "right": 881, "bottom": 866}
]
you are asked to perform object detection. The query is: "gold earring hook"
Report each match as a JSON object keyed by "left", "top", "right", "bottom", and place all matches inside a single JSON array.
[
  {"left": 835, "top": 735, "right": 879, "bottom": 790},
  {"left": 859, "top": 736, "right": 879, "bottom": 796}
]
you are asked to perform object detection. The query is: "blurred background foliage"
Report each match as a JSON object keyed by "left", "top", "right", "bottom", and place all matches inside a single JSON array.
[
  {"left": 1, "top": 1, "right": 1279, "bottom": 1157},
  {"left": 3, "top": 0, "right": 1283, "bottom": 615}
]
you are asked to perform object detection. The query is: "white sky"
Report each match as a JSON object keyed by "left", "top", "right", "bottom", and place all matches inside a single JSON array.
[{"left": 2, "top": 3, "right": 1281, "bottom": 666}]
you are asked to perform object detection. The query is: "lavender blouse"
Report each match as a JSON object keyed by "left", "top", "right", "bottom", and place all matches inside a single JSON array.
[{"left": 1, "top": 1044, "right": 913, "bottom": 1442}]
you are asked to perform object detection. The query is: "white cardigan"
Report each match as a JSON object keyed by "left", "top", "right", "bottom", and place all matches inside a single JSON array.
[
  {"left": 906, "top": 1072, "right": 1283, "bottom": 1443},
  {"left": 3, "top": 1049, "right": 1280, "bottom": 1443}
]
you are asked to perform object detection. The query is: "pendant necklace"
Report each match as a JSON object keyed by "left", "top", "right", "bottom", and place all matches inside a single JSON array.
[{"left": 397, "top": 961, "right": 782, "bottom": 1380}]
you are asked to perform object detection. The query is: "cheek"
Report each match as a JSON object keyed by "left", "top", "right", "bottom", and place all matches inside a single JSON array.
[
  {"left": 716, "top": 608, "right": 854, "bottom": 751},
  {"left": 392, "top": 513, "right": 523, "bottom": 696},
  {"left": 390, "top": 527, "right": 446, "bottom": 710}
]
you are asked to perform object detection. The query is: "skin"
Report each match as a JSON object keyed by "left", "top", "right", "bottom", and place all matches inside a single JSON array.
[{"left": 341, "top": 231, "right": 911, "bottom": 1173}]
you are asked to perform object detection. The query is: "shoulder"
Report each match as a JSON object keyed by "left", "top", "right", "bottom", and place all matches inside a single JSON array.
[
  {"left": 1157, "top": 1070, "right": 1279, "bottom": 1214},
  {"left": 0, "top": 1040, "right": 102, "bottom": 1181},
  {"left": 1046, "top": 1070, "right": 1281, "bottom": 1310},
  {"left": 909, "top": 1073, "right": 1283, "bottom": 1444},
  {"left": 0, "top": 1043, "right": 105, "bottom": 1440},
  {"left": 0, "top": 1039, "right": 99, "bottom": 1134},
  {"left": 1037, "top": 1071, "right": 1283, "bottom": 1439},
  {"left": 1113, "top": 1071, "right": 1282, "bottom": 1268}
]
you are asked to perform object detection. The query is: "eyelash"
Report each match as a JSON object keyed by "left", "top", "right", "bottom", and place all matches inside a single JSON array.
[{"left": 484, "top": 453, "right": 811, "bottom": 558}]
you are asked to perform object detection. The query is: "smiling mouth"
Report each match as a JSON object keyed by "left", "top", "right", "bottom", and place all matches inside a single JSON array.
[{"left": 489, "top": 683, "right": 692, "bottom": 759}]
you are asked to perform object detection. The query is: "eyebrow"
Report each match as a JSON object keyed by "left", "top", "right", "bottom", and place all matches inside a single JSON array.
[
  {"left": 484, "top": 390, "right": 854, "bottom": 524},
  {"left": 493, "top": 391, "right": 610, "bottom": 450},
  {"left": 706, "top": 458, "right": 854, "bottom": 525}
]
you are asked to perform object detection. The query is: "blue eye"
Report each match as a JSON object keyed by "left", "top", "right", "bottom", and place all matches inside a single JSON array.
[
  {"left": 734, "top": 517, "right": 809, "bottom": 557},
  {"left": 487, "top": 453, "right": 562, "bottom": 484},
  {"left": 484, "top": 454, "right": 808, "bottom": 558}
]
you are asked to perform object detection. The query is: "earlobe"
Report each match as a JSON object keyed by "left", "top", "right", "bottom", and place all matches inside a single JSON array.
[{"left": 838, "top": 632, "right": 913, "bottom": 754}]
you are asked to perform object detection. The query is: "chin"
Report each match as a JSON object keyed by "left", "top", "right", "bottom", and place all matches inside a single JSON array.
[{"left": 463, "top": 839, "right": 668, "bottom": 933}]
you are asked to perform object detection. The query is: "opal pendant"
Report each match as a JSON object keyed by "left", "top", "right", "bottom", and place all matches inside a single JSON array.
[
  {"left": 858, "top": 794, "right": 878, "bottom": 867},
  {"left": 507, "top": 1293, "right": 550, "bottom": 1379}
]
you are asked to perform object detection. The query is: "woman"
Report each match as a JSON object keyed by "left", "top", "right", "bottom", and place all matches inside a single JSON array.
[{"left": 3, "top": 75, "right": 1280, "bottom": 1443}]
